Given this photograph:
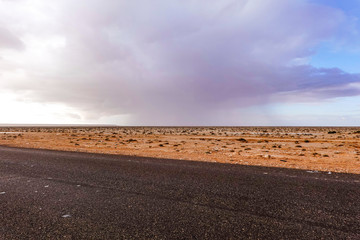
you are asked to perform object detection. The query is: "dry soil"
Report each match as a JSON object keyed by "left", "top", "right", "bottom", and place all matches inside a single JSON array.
[{"left": 0, "top": 126, "right": 359, "bottom": 174}]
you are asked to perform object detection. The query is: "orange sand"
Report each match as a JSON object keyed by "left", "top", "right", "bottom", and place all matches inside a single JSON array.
[{"left": 0, "top": 127, "right": 359, "bottom": 174}]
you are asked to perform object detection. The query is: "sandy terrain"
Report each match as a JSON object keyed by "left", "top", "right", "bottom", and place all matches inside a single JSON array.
[{"left": 0, "top": 126, "right": 359, "bottom": 174}]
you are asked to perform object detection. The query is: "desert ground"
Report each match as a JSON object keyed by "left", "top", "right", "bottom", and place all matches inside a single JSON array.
[{"left": 0, "top": 126, "right": 359, "bottom": 174}]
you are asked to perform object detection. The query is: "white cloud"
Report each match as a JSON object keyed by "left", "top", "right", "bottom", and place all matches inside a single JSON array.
[{"left": 0, "top": 0, "right": 359, "bottom": 125}]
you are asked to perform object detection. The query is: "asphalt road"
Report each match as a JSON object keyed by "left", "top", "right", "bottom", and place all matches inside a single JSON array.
[{"left": 0, "top": 146, "right": 359, "bottom": 239}]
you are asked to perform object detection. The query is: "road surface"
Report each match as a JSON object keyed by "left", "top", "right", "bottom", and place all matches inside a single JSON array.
[{"left": 0, "top": 146, "right": 359, "bottom": 239}]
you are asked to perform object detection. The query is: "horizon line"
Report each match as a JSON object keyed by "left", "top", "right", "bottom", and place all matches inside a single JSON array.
[{"left": 0, "top": 124, "right": 359, "bottom": 128}]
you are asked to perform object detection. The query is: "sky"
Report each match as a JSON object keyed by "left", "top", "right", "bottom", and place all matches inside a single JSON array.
[{"left": 0, "top": 0, "right": 359, "bottom": 126}]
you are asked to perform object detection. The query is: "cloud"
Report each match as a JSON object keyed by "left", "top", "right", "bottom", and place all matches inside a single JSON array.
[
  {"left": 0, "top": 27, "right": 24, "bottom": 50},
  {"left": 0, "top": 0, "right": 359, "bottom": 124}
]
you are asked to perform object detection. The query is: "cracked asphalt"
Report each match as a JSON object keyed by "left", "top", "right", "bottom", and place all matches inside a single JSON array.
[{"left": 0, "top": 146, "right": 359, "bottom": 239}]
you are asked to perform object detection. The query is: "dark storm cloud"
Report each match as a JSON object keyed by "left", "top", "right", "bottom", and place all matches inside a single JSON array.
[{"left": 0, "top": 0, "right": 359, "bottom": 124}]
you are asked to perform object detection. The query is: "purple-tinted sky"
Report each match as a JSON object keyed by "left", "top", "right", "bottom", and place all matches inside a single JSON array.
[{"left": 0, "top": 0, "right": 359, "bottom": 125}]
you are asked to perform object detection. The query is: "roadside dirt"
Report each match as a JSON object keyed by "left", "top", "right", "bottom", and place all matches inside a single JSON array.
[{"left": 0, "top": 127, "right": 359, "bottom": 174}]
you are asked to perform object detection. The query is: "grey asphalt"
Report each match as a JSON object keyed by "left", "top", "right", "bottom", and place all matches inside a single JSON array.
[{"left": 0, "top": 146, "right": 359, "bottom": 239}]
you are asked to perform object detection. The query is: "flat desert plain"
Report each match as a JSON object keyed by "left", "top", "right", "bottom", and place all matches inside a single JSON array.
[{"left": 0, "top": 127, "right": 359, "bottom": 174}]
